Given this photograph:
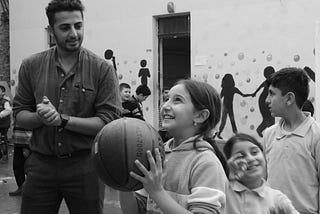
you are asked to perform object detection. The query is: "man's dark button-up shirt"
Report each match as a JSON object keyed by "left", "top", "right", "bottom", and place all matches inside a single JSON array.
[{"left": 13, "top": 47, "right": 122, "bottom": 156}]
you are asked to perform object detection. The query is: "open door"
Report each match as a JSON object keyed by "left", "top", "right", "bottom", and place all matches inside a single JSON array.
[{"left": 156, "top": 14, "right": 190, "bottom": 128}]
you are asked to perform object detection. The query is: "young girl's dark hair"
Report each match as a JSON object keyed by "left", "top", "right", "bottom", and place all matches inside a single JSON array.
[
  {"left": 175, "top": 79, "right": 228, "bottom": 175},
  {"left": 223, "top": 133, "right": 263, "bottom": 159}
]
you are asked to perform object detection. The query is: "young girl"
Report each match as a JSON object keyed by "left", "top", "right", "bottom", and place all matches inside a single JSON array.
[
  {"left": 120, "top": 79, "right": 229, "bottom": 214},
  {"left": 223, "top": 133, "right": 299, "bottom": 214}
]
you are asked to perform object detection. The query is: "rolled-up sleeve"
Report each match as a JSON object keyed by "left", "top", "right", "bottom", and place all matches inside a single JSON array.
[
  {"left": 95, "top": 62, "right": 122, "bottom": 124},
  {"left": 13, "top": 60, "right": 36, "bottom": 116}
]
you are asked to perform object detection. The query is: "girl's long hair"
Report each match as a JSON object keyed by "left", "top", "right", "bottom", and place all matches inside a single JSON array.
[{"left": 175, "top": 79, "right": 228, "bottom": 175}]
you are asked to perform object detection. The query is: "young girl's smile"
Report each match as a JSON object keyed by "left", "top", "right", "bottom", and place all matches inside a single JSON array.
[
  {"left": 160, "top": 84, "right": 199, "bottom": 140},
  {"left": 231, "top": 140, "right": 266, "bottom": 188}
]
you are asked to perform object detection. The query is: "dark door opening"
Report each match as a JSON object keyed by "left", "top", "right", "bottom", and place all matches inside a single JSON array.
[
  {"left": 157, "top": 14, "right": 190, "bottom": 127},
  {"left": 162, "top": 37, "right": 190, "bottom": 89}
]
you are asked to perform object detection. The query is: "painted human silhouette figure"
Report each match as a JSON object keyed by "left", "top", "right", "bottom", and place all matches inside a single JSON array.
[
  {"left": 138, "top": 59, "right": 150, "bottom": 85},
  {"left": 304, "top": 66, "right": 315, "bottom": 82},
  {"left": 252, "top": 66, "right": 275, "bottom": 137},
  {"left": 217, "top": 73, "right": 251, "bottom": 139},
  {"left": 104, "top": 49, "right": 117, "bottom": 71}
]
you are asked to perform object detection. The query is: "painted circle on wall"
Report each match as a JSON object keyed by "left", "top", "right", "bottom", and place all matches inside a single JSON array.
[
  {"left": 118, "top": 74, "right": 123, "bottom": 80},
  {"left": 293, "top": 54, "right": 300, "bottom": 62},
  {"left": 215, "top": 74, "right": 220, "bottom": 79},
  {"left": 266, "top": 54, "right": 272, "bottom": 62},
  {"left": 238, "top": 52, "right": 245, "bottom": 60},
  {"left": 131, "top": 80, "right": 136, "bottom": 86},
  {"left": 240, "top": 100, "right": 247, "bottom": 107}
]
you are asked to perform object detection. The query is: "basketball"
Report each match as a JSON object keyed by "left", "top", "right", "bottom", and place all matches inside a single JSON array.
[{"left": 92, "top": 117, "right": 165, "bottom": 191}]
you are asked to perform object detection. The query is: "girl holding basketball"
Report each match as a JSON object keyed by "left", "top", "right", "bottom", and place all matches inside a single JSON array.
[
  {"left": 223, "top": 133, "right": 299, "bottom": 214},
  {"left": 120, "top": 79, "right": 228, "bottom": 214}
]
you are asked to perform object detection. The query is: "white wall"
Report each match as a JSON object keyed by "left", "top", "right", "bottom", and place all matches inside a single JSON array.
[{"left": 10, "top": 0, "right": 320, "bottom": 138}]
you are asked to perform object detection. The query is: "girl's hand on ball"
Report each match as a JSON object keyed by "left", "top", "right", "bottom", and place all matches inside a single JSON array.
[{"left": 130, "top": 148, "right": 165, "bottom": 196}]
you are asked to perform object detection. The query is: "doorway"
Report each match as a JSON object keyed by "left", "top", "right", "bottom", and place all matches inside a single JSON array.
[{"left": 156, "top": 14, "right": 190, "bottom": 127}]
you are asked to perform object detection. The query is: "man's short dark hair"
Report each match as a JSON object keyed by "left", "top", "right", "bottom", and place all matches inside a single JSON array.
[
  {"left": 266, "top": 67, "right": 309, "bottom": 108},
  {"left": 119, "top": 83, "right": 131, "bottom": 91},
  {"left": 136, "top": 85, "right": 151, "bottom": 96},
  {"left": 46, "top": 0, "right": 84, "bottom": 27}
]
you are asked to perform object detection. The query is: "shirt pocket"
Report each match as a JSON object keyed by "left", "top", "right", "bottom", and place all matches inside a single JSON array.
[{"left": 70, "top": 82, "right": 96, "bottom": 115}]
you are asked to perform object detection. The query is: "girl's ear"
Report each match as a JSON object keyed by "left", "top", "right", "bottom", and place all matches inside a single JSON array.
[{"left": 194, "top": 109, "right": 210, "bottom": 124}]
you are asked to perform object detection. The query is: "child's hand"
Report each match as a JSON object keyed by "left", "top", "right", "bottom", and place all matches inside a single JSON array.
[
  {"left": 228, "top": 153, "right": 247, "bottom": 180},
  {"left": 130, "top": 148, "right": 166, "bottom": 197}
]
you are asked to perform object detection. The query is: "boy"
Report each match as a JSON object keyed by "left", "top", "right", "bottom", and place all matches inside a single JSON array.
[
  {"left": 0, "top": 85, "right": 12, "bottom": 163},
  {"left": 263, "top": 67, "right": 320, "bottom": 214},
  {"left": 122, "top": 84, "right": 151, "bottom": 120},
  {"left": 119, "top": 83, "right": 131, "bottom": 103}
]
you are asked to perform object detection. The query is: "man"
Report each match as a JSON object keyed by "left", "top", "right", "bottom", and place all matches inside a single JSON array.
[
  {"left": 122, "top": 84, "right": 151, "bottom": 120},
  {"left": 263, "top": 67, "right": 320, "bottom": 214},
  {"left": 119, "top": 83, "right": 131, "bottom": 103},
  {"left": 13, "top": 0, "right": 121, "bottom": 213},
  {"left": 0, "top": 85, "right": 12, "bottom": 163}
]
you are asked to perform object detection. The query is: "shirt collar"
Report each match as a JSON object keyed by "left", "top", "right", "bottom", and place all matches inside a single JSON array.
[
  {"left": 230, "top": 180, "right": 268, "bottom": 198},
  {"left": 54, "top": 46, "right": 82, "bottom": 71},
  {"left": 275, "top": 112, "right": 314, "bottom": 140},
  {"left": 164, "top": 135, "right": 213, "bottom": 153}
]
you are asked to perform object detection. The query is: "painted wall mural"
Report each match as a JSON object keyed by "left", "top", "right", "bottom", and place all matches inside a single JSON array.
[
  {"left": 138, "top": 59, "right": 151, "bottom": 86},
  {"left": 195, "top": 48, "right": 316, "bottom": 140},
  {"left": 217, "top": 73, "right": 252, "bottom": 140},
  {"left": 104, "top": 49, "right": 117, "bottom": 72},
  {"left": 109, "top": 47, "right": 315, "bottom": 141},
  {"left": 252, "top": 66, "right": 275, "bottom": 137}
]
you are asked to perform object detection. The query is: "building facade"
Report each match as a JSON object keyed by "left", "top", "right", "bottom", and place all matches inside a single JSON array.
[{"left": 10, "top": 0, "right": 320, "bottom": 140}]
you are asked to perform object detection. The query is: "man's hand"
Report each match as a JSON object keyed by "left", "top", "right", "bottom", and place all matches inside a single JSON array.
[{"left": 36, "top": 96, "right": 61, "bottom": 126}]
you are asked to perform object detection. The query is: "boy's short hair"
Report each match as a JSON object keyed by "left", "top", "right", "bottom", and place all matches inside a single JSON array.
[
  {"left": 136, "top": 85, "right": 151, "bottom": 96},
  {"left": 266, "top": 67, "right": 309, "bottom": 108},
  {"left": 46, "top": 0, "right": 84, "bottom": 27},
  {"left": 119, "top": 83, "right": 131, "bottom": 91}
]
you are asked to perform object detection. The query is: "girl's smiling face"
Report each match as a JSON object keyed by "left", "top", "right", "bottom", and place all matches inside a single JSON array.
[
  {"left": 160, "top": 84, "right": 198, "bottom": 140},
  {"left": 231, "top": 140, "right": 266, "bottom": 188}
]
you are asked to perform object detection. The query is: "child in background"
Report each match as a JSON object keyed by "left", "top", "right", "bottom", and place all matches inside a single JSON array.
[
  {"left": 0, "top": 85, "right": 12, "bottom": 163},
  {"left": 120, "top": 79, "right": 228, "bottom": 214},
  {"left": 119, "top": 83, "right": 131, "bottom": 103},
  {"left": 263, "top": 67, "right": 320, "bottom": 214},
  {"left": 223, "top": 133, "right": 299, "bottom": 214}
]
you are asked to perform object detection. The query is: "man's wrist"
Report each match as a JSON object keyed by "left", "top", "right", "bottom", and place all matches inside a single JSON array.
[{"left": 59, "top": 114, "right": 70, "bottom": 128}]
